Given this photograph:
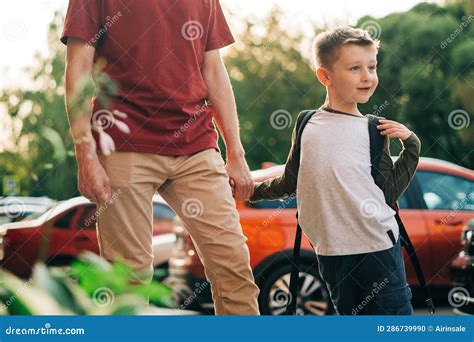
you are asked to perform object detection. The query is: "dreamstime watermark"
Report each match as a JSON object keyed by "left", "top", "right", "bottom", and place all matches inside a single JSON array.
[
  {"left": 440, "top": 193, "right": 473, "bottom": 227},
  {"left": 173, "top": 101, "right": 211, "bottom": 139},
  {"left": 0, "top": 278, "right": 34, "bottom": 312},
  {"left": 448, "top": 109, "right": 470, "bottom": 130},
  {"left": 352, "top": 278, "right": 390, "bottom": 315},
  {"left": 3, "top": 197, "right": 26, "bottom": 220},
  {"left": 5, "top": 323, "right": 85, "bottom": 336},
  {"left": 181, "top": 20, "right": 204, "bottom": 41},
  {"left": 272, "top": 287, "right": 293, "bottom": 310},
  {"left": 179, "top": 281, "right": 209, "bottom": 310},
  {"left": 88, "top": 11, "right": 123, "bottom": 46},
  {"left": 372, "top": 100, "right": 390, "bottom": 116},
  {"left": 181, "top": 198, "right": 204, "bottom": 218},
  {"left": 359, "top": 198, "right": 381, "bottom": 219},
  {"left": 270, "top": 109, "right": 292, "bottom": 130},
  {"left": 84, "top": 189, "right": 122, "bottom": 227},
  {"left": 440, "top": 15, "right": 474, "bottom": 49},
  {"left": 92, "top": 287, "right": 115, "bottom": 307},
  {"left": 448, "top": 287, "right": 470, "bottom": 308},
  {"left": 360, "top": 20, "right": 382, "bottom": 40},
  {"left": 3, "top": 20, "right": 27, "bottom": 42},
  {"left": 91, "top": 109, "right": 127, "bottom": 131},
  {"left": 90, "top": 109, "right": 130, "bottom": 155},
  {"left": 262, "top": 27, "right": 285, "bottom": 49},
  {"left": 262, "top": 193, "right": 296, "bottom": 227}
]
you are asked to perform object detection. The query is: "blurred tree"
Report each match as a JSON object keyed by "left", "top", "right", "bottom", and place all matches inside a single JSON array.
[
  {"left": 0, "top": 12, "right": 76, "bottom": 199},
  {"left": 357, "top": 0, "right": 473, "bottom": 167},
  {"left": 0, "top": 2, "right": 472, "bottom": 199},
  {"left": 222, "top": 8, "right": 325, "bottom": 169}
]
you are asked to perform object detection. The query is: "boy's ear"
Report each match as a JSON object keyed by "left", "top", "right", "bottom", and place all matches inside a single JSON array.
[{"left": 316, "top": 67, "right": 331, "bottom": 86}]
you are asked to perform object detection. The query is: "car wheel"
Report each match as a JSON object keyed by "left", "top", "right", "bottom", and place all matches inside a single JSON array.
[{"left": 258, "top": 263, "right": 334, "bottom": 316}]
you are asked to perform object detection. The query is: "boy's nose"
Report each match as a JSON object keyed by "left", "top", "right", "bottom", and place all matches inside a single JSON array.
[{"left": 361, "top": 70, "right": 371, "bottom": 82}]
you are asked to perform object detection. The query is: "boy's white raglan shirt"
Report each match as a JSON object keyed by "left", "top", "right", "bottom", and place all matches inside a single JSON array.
[{"left": 297, "top": 109, "right": 399, "bottom": 256}]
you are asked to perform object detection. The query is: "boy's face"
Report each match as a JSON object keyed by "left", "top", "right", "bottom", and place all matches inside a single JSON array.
[{"left": 324, "top": 44, "right": 378, "bottom": 104}]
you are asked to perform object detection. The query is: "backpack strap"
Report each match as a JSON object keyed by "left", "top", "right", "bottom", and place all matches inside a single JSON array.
[
  {"left": 392, "top": 204, "right": 435, "bottom": 314},
  {"left": 286, "top": 216, "right": 303, "bottom": 315},
  {"left": 366, "top": 114, "right": 385, "bottom": 181},
  {"left": 293, "top": 110, "right": 319, "bottom": 166},
  {"left": 368, "top": 114, "right": 435, "bottom": 314},
  {"left": 285, "top": 110, "right": 317, "bottom": 315}
]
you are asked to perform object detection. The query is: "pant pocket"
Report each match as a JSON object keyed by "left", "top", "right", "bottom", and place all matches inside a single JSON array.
[{"left": 371, "top": 284, "right": 413, "bottom": 315}]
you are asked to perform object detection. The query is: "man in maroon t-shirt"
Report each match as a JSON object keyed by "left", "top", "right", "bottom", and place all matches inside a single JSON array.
[{"left": 61, "top": 0, "right": 259, "bottom": 315}]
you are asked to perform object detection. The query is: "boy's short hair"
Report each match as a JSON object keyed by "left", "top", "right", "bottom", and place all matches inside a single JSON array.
[{"left": 312, "top": 27, "right": 380, "bottom": 69}]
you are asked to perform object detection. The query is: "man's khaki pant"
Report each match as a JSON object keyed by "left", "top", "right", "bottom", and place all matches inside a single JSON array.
[{"left": 96, "top": 148, "right": 260, "bottom": 315}]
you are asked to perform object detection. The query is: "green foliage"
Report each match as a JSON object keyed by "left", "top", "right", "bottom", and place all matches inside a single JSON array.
[
  {"left": 222, "top": 8, "right": 325, "bottom": 168},
  {"left": 0, "top": 12, "right": 76, "bottom": 199},
  {"left": 357, "top": 1, "right": 473, "bottom": 165},
  {"left": 0, "top": 252, "right": 176, "bottom": 315}
]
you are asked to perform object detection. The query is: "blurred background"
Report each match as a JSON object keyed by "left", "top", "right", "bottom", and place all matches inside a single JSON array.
[
  {"left": 0, "top": 0, "right": 472, "bottom": 199},
  {"left": 0, "top": 0, "right": 473, "bottom": 317}
]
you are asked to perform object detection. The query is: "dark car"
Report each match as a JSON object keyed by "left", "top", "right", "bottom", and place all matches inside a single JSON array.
[{"left": 450, "top": 219, "right": 474, "bottom": 315}]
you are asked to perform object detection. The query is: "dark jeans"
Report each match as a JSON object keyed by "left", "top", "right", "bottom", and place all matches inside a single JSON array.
[{"left": 317, "top": 239, "right": 413, "bottom": 315}]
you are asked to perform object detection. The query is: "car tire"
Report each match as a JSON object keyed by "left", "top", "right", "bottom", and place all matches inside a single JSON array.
[{"left": 257, "top": 262, "right": 334, "bottom": 316}]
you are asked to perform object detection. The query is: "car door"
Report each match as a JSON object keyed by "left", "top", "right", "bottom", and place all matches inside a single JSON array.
[
  {"left": 75, "top": 205, "right": 100, "bottom": 255},
  {"left": 415, "top": 170, "right": 474, "bottom": 285},
  {"left": 47, "top": 208, "right": 80, "bottom": 261}
]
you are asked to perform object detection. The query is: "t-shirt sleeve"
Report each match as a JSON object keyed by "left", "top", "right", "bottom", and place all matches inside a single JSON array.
[
  {"left": 205, "top": 0, "right": 235, "bottom": 51},
  {"left": 60, "top": 0, "right": 102, "bottom": 48}
]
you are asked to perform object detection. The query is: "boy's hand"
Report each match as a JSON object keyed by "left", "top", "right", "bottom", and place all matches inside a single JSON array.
[
  {"left": 225, "top": 156, "right": 253, "bottom": 201},
  {"left": 229, "top": 177, "right": 255, "bottom": 201},
  {"left": 377, "top": 119, "right": 413, "bottom": 141}
]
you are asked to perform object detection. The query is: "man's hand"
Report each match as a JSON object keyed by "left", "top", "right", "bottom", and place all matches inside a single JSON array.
[
  {"left": 76, "top": 142, "right": 111, "bottom": 205},
  {"left": 377, "top": 119, "right": 413, "bottom": 141},
  {"left": 225, "top": 154, "right": 253, "bottom": 201}
]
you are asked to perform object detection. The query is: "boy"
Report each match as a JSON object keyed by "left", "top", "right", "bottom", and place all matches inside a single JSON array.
[{"left": 249, "top": 27, "right": 421, "bottom": 315}]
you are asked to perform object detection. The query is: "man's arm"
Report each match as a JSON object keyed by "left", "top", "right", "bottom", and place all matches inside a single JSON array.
[
  {"left": 202, "top": 49, "right": 252, "bottom": 201},
  {"left": 65, "top": 37, "right": 111, "bottom": 205},
  {"left": 375, "top": 120, "right": 421, "bottom": 204}
]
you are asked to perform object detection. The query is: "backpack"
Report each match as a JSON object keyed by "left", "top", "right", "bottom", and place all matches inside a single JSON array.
[{"left": 285, "top": 109, "right": 435, "bottom": 315}]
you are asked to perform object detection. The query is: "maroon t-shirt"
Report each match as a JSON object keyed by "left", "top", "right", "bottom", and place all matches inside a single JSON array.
[{"left": 61, "top": 0, "right": 234, "bottom": 155}]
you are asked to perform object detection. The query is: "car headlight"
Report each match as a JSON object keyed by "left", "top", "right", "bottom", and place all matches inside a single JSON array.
[
  {"left": 461, "top": 219, "right": 474, "bottom": 247},
  {"left": 171, "top": 218, "right": 185, "bottom": 236},
  {"left": 0, "top": 232, "right": 5, "bottom": 261}
]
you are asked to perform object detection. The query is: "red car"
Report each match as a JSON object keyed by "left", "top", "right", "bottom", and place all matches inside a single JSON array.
[
  {"left": 0, "top": 196, "right": 177, "bottom": 278},
  {"left": 167, "top": 157, "right": 474, "bottom": 315}
]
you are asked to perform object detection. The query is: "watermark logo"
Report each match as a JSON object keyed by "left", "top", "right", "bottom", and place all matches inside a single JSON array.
[
  {"left": 448, "top": 109, "right": 470, "bottom": 130},
  {"left": 4, "top": 198, "right": 26, "bottom": 220},
  {"left": 360, "top": 20, "right": 382, "bottom": 40},
  {"left": 359, "top": 198, "right": 381, "bottom": 219},
  {"left": 92, "top": 287, "right": 115, "bottom": 307},
  {"left": 440, "top": 15, "right": 474, "bottom": 49},
  {"left": 88, "top": 11, "right": 123, "bottom": 46},
  {"left": 181, "top": 198, "right": 204, "bottom": 218},
  {"left": 3, "top": 20, "right": 27, "bottom": 42},
  {"left": 181, "top": 21, "right": 204, "bottom": 41},
  {"left": 448, "top": 287, "right": 470, "bottom": 308},
  {"left": 270, "top": 109, "right": 292, "bottom": 130}
]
